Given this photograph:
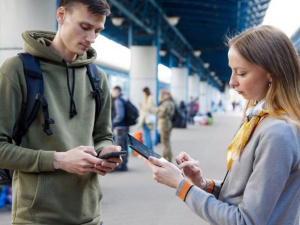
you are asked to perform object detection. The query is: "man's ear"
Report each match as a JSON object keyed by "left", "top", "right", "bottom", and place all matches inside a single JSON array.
[{"left": 57, "top": 7, "right": 66, "bottom": 24}]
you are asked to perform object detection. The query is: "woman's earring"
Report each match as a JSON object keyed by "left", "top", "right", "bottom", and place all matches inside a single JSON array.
[{"left": 268, "top": 82, "right": 272, "bottom": 87}]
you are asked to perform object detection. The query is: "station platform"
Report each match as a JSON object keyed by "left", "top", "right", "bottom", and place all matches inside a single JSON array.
[{"left": 0, "top": 112, "right": 242, "bottom": 225}]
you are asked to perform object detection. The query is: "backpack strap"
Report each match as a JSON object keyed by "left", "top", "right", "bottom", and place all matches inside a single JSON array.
[
  {"left": 86, "top": 63, "right": 102, "bottom": 123},
  {"left": 13, "top": 53, "right": 54, "bottom": 145}
]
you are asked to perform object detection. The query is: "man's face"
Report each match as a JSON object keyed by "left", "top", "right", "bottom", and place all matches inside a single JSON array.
[
  {"left": 111, "top": 89, "right": 120, "bottom": 98},
  {"left": 57, "top": 3, "right": 106, "bottom": 57}
]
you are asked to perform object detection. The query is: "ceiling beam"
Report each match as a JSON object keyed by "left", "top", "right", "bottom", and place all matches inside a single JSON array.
[{"left": 109, "top": 0, "right": 154, "bottom": 34}]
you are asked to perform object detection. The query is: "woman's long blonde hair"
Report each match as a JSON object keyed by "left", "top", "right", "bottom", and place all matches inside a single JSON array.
[{"left": 227, "top": 25, "right": 300, "bottom": 129}]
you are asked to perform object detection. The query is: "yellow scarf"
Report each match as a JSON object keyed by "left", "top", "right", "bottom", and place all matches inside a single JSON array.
[
  {"left": 226, "top": 109, "right": 269, "bottom": 170},
  {"left": 227, "top": 103, "right": 285, "bottom": 171}
]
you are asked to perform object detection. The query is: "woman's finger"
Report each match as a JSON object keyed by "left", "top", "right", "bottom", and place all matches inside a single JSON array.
[
  {"left": 178, "top": 160, "right": 199, "bottom": 170},
  {"left": 175, "top": 152, "right": 193, "bottom": 165},
  {"left": 148, "top": 156, "right": 166, "bottom": 167}
]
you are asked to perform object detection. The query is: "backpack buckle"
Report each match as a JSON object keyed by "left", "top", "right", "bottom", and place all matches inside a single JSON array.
[
  {"left": 45, "top": 118, "right": 55, "bottom": 125},
  {"left": 91, "top": 88, "right": 103, "bottom": 98},
  {"left": 42, "top": 118, "right": 55, "bottom": 135}
]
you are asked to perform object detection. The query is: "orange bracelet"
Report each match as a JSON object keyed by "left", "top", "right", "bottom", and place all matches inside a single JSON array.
[{"left": 178, "top": 180, "right": 194, "bottom": 201}]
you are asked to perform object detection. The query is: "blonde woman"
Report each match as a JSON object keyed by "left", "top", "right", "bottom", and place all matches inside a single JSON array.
[
  {"left": 146, "top": 25, "right": 300, "bottom": 224},
  {"left": 137, "top": 87, "right": 156, "bottom": 149}
]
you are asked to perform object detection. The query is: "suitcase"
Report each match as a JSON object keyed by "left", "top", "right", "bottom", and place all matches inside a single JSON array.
[{"left": 132, "top": 130, "right": 143, "bottom": 156}]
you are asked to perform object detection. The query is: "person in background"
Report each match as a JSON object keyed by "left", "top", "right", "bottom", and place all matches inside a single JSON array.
[
  {"left": 111, "top": 86, "right": 129, "bottom": 171},
  {"left": 179, "top": 100, "right": 188, "bottom": 127},
  {"left": 188, "top": 97, "right": 195, "bottom": 124},
  {"left": 193, "top": 97, "right": 199, "bottom": 116},
  {"left": 157, "top": 89, "right": 175, "bottom": 162},
  {"left": 146, "top": 25, "right": 300, "bottom": 224},
  {"left": 0, "top": 0, "right": 122, "bottom": 224},
  {"left": 137, "top": 87, "right": 156, "bottom": 150}
]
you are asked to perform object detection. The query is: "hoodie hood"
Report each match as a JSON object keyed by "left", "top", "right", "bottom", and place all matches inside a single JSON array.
[{"left": 22, "top": 30, "right": 97, "bottom": 67}]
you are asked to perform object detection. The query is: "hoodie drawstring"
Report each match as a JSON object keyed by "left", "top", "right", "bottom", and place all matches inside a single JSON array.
[{"left": 63, "top": 60, "right": 77, "bottom": 118}]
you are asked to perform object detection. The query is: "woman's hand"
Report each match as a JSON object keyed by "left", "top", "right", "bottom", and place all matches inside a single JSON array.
[
  {"left": 175, "top": 152, "right": 206, "bottom": 189},
  {"left": 146, "top": 156, "right": 184, "bottom": 189}
]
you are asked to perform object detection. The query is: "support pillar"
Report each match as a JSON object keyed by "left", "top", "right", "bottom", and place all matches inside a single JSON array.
[
  {"left": 170, "top": 67, "right": 188, "bottom": 104},
  {"left": 200, "top": 81, "right": 207, "bottom": 113},
  {"left": 206, "top": 83, "right": 213, "bottom": 112},
  {"left": 224, "top": 84, "right": 231, "bottom": 112},
  {"left": 188, "top": 74, "right": 199, "bottom": 101},
  {"left": 129, "top": 46, "right": 157, "bottom": 106}
]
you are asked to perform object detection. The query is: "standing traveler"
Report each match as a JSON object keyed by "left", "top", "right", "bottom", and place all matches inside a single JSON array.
[
  {"left": 188, "top": 97, "right": 195, "bottom": 124},
  {"left": 146, "top": 25, "right": 300, "bottom": 225},
  {"left": 179, "top": 101, "right": 188, "bottom": 128},
  {"left": 111, "top": 86, "right": 129, "bottom": 171},
  {"left": 157, "top": 89, "right": 175, "bottom": 162},
  {"left": 193, "top": 97, "right": 199, "bottom": 115},
  {"left": 137, "top": 87, "right": 156, "bottom": 150},
  {"left": 0, "top": 1, "right": 122, "bottom": 224}
]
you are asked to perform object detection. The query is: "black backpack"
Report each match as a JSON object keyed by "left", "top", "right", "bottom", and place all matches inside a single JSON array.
[
  {"left": 123, "top": 99, "right": 139, "bottom": 126},
  {"left": 172, "top": 103, "right": 186, "bottom": 128},
  {"left": 0, "top": 53, "right": 102, "bottom": 186}
]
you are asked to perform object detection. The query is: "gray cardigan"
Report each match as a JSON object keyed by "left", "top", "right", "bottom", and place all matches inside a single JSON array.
[{"left": 177, "top": 117, "right": 300, "bottom": 225}]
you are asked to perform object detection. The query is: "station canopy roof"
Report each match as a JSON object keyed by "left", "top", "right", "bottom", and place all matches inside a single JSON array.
[{"left": 102, "top": 0, "right": 271, "bottom": 90}]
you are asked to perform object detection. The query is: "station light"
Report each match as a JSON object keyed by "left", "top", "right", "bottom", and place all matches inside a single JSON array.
[
  {"left": 167, "top": 16, "right": 180, "bottom": 26},
  {"left": 159, "top": 50, "right": 167, "bottom": 57},
  {"left": 111, "top": 17, "right": 124, "bottom": 27},
  {"left": 193, "top": 50, "right": 201, "bottom": 57},
  {"left": 203, "top": 63, "right": 210, "bottom": 68}
]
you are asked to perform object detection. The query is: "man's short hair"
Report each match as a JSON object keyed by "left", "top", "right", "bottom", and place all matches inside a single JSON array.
[
  {"left": 113, "top": 86, "right": 122, "bottom": 92},
  {"left": 59, "top": 0, "right": 110, "bottom": 16}
]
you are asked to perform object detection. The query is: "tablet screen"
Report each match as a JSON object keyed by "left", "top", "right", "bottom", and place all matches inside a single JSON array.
[{"left": 127, "top": 133, "right": 162, "bottom": 159}]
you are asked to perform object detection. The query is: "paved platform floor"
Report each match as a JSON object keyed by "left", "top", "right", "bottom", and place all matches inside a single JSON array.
[{"left": 0, "top": 113, "right": 242, "bottom": 225}]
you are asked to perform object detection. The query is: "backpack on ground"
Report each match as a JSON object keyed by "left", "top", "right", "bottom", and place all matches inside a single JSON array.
[
  {"left": 0, "top": 53, "right": 102, "bottom": 186},
  {"left": 123, "top": 100, "right": 139, "bottom": 126}
]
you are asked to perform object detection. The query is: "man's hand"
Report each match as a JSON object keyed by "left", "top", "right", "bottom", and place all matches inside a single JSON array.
[
  {"left": 54, "top": 145, "right": 103, "bottom": 175},
  {"left": 96, "top": 145, "right": 123, "bottom": 174},
  {"left": 53, "top": 145, "right": 122, "bottom": 176}
]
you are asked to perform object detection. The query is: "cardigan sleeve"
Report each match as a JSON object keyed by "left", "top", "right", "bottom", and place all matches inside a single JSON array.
[{"left": 175, "top": 121, "right": 299, "bottom": 225}]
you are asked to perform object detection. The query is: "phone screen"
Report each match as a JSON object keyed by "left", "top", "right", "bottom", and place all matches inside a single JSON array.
[{"left": 127, "top": 133, "right": 161, "bottom": 159}]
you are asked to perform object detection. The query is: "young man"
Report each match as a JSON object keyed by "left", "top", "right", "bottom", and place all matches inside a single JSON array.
[
  {"left": 0, "top": 0, "right": 121, "bottom": 224},
  {"left": 111, "top": 86, "right": 129, "bottom": 171}
]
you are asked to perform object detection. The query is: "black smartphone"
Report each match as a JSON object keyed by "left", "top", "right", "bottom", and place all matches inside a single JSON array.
[
  {"left": 99, "top": 151, "right": 127, "bottom": 159},
  {"left": 127, "top": 133, "right": 161, "bottom": 159}
]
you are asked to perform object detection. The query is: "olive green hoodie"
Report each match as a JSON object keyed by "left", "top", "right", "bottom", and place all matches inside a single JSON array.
[{"left": 0, "top": 31, "right": 113, "bottom": 224}]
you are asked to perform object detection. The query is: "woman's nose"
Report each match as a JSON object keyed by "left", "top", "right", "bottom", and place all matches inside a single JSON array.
[{"left": 229, "top": 74, "right": 238, "bottom": 87}]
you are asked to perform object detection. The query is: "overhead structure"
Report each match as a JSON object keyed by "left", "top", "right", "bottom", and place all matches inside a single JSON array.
[{"left": 102, "top": 0, "right": 271, "bottom": 90}]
